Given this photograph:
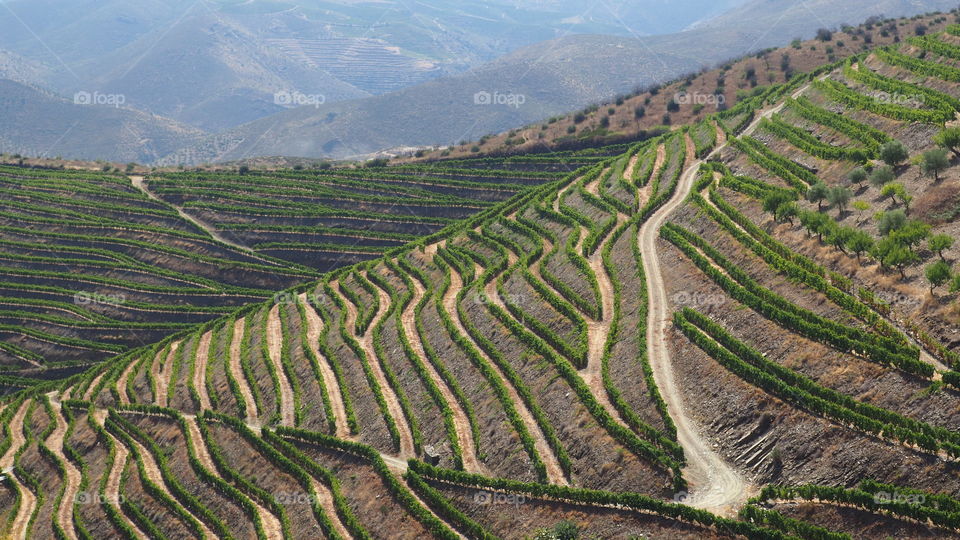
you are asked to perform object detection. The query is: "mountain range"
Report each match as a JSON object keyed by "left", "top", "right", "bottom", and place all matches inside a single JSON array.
[{"left": 1, "top": 0, "right": 958, "bottom": 164}]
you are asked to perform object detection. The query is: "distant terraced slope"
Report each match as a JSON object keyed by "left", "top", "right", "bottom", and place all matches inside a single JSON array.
[
  {"left": 0, "top": 148, "right": 613, "bottom": 388},
  {"left": 141, "top": 148, "right": 626, "bottom": 271},
  {"left": 0, "top": 165, "right": 318, "bottom": 380},
  {"left": 8, "top": 24, "right": 960, "bottom": 539}
]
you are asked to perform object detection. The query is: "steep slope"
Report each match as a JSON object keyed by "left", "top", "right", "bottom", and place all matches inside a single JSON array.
[
  {"left": 0, "top": 80, "right": 205, "bottom": 163},
  {"left": 158, "top": 35, "right": 703, "bottom": 164},
  {"left": 0, "top": 147, "right": 600, "bottom": 385},
  {"left": 0, "top": 0, "right": 747, "bottom": 134},
  {"left": 162, "top": 0, "right": 960, "bottom": 165},
  {"left": 8, "top": 16, "right": 960, "bottom": 540}
]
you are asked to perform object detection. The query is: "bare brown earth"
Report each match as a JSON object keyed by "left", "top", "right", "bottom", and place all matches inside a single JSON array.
[
  {"left": 399, "top": 266, "right": 485, "bottom": 474},
  {"left": 265, "top": 304, "right": 295, "bottom": 426},
  {"left": 334, "top": 277, "right": 415, "bottom": 459},
  {"left": 297, "top": 293, "right": 351, "bottom": 438},
  {"left": 443, "top": 260, "right": 568, "bottom": 486},
  {"left": 227, "top": 318, "right": 260, "bottom": 425}
]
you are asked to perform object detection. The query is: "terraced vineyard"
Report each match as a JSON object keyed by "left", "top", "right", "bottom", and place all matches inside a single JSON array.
[
  {"left": 0, "top": 153, "right": 598, "bottom": 391},
  {"left": 0, "top": 165, "right": 318, "bottom": 382},
  {"left": 8, "top": 21, "right": 960, "bottom": 540},
  {"left": 141, "top": 154, "right": 593, "bottom": 271}
]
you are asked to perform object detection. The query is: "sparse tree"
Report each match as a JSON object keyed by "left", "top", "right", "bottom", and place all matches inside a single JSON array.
[
  {"left": 880, "top": 182, "right": 900, "bottom": 203},
  {"left": 853, "top": 200, "right": 871, "bottom": 222},
  {"left": 880, "top": 140, "right": 909, "bottom": 168},
  {"left": 870, "top": 165, "right": 895, "bottom": 188},
  {"left": 878, "top": 209, "right": 907, "bottom": 236},
  {"left": 926, "top": 260, "right": 952, "bottom": 293},
  {"left": 847, "top": 230, "right": 875, "bottom": 260},
  {"left": 848, "top": 167, "right": 868, "bottom": 188},
  {"left": 801, "top": 210, "right": 833, "bottom": 240},
  {"left": 763, "top": 191, "right": 794, "bottom": 216},
  {"left": 910, "top": 154, "right": 925, "bottom": 180},
  {"left": 777, "top": 202, "right": 799, "bottom": 224},
  {"left": 885, "top": 245, "right": 919, "bottom": 279},
  {"left": 827, "top": 185, "right": 851, "bottom": 215},
  {"left": 807, "top": 181, "right": 830, "bottom": 211},
  {"left": 922, "top": 148, "right": 950, "bottom": 182},
  {"left": 893, "top": 220, "right": 932, "bottom": 250},
  {"left": 929, "top": 234, "right": 954, "bottom": 261},
  {"left": 827, "top": 226, "right": 854, "bottom": 253},
  {"left": 933, "top": 126, "right": 960, "bottom": 157}
]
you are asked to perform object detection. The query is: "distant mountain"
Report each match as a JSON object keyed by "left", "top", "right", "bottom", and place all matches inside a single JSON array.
[
  {"left": 158, "top": 34, "right": 702, "bottom": 164},
  {"left": 0, "top": 79, "right": 203, "bottom": 163},
  {"left": 696, "top": 0, "right": 957, "bottom": 36},
  {"left": 160, "top": 0, "right": 960, "bottom": 164},
  {"left": 3, "top": 0, "right": 957, "bottom": 164},
  {"left": 0, "top": 49, "right": 44, "bottom": 86},
  {"left": 0, "top": 0, "right": 748, "bottom": 131}
]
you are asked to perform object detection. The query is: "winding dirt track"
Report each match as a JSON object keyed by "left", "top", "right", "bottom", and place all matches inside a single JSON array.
[
  {"left": 266, "top": 305, "right": 296, "bottom": 426},
  {"left": 7, "top": 468, "right": 35, "bottom": 540},
  {"left": 192, "top": 330, "right": 214, "bottom": 412},
  {"left": 125, "top": 430, "right": 217, "bottom": 538},
  {"left": 400, "top": 273, "right": 484, "bottom": 473},
  {"left": 82, "top": 371, "right": 105, "bottom": 402},
  {"left": 183, "top": 415, "right": 284, "bottom": 539},
  {"left": 582, "top": 221, "right": 630, "bottom": 431},
  {"left": 46, "top": 394, "right": 82, "bottom": 540},
  {"left": 443, "top": 265, "right": 568, "bottom": 486},
  {"left": 297, "top": 293, "right": 351, "bottom": 438},
  {"left": 115, "top": 354, "right": 143, "bottom": 405},
  {"left": 637, "top": 137, "right": 749, "bottom": 516},
  {"left": 335, "top": 278, "right": 415, "bottom": 459},
  {"left": 1, "top": 401, "right": 34, "bottom": 540},
  {"left": 92, "top": 409, "right": 150, "bottom": 540},
  {"left": 130, "top": 176, "right": 276, "bottom": 263},
  {"left": 306, "top": 478, "right": 355, "bottom": 540},
  {"left": 633, "top": 85, "right": 826, "bottom": 514},
  {"left": 544, "top": 175, "right": 633, "bottom": 430},
  {"left": 0, "top": 401, "right": 29, "bottom": 471},
  {"left": 227, "top": 318, "right": 260, "bottom": 425},
  {"left": 154, "top": 342, "right": 180, "bottom": 408}
]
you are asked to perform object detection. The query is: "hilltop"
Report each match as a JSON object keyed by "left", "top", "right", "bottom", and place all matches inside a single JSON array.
[{"left": 413, "top": 8, "right": 955, "bottom": 162}]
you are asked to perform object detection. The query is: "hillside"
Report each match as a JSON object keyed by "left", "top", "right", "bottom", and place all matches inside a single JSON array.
[
  {"left": 0, "top": 147, "right": 596, "bottom": 390},
  {"left": 163, "top": 0, "right": 960, "bottom": 165},
  {"left": 156, "top": 34, "right": 703, "bottom": 165},
  {"left": 0, "top": 0, "right": 746, "bottom": 133},
  {"left": 415, "top": 8, "right": 956, "bottom": 162},
  {"left": 0, "top": 80, "right": 205, "bottom": 164},
  {"left": 5, "top": 18, "right": 960, "bottom": 538}
]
